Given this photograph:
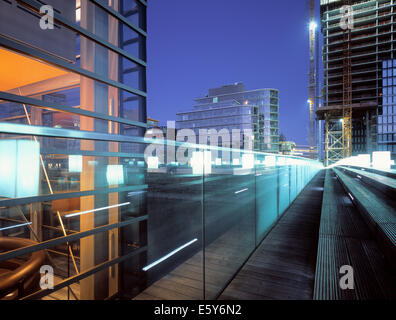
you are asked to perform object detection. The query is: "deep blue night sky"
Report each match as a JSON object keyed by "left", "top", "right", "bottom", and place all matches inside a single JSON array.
[{"left": 147, "top": 0, "right": 321, "bottom": 145}]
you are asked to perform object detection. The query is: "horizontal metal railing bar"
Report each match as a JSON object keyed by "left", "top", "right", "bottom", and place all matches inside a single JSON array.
[
  {"left": 0, "top": 184, "right": 148, "bottom": 208},
  {"left": 89, "top": 0, "right": 147, "bottom": 37},
  {"left": 19, "top": 0, "right": 147, "bottom": 68},
  {"left": 0, "top": 35, "right": 147, "bottom": 98},
  {"left": 0, "top": 122, "right": 147, "bottom": 143},
  {"left": 22, "top": 245, "right": 147, "bottom": 300},
  {"left": 0, "top": 215, "right": 148, "bottom": 263},
  {"left": 40, "top": 148, "right": 145, "bottom": 159},
  {"left": 0, "top": 122, "right": 322, "bottom": 163},
  {"left": 0, "top": 91, "right": 147, "bottom": 129}
]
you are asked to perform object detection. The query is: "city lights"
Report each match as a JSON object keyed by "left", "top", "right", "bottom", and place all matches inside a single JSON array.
[
  {"left": 106, "top": 165, "right": 124, "bottom": 186},
  {"left": 372, "top": 151, "right": 394, "bottom": 171},
  {"left": 68, "top": 155, "right": 83, "bottom": 173},
  {"left": 147, "top": 156, "right": 159, "bottom": 169},
  {"left": 242, "top": 154, "right": 254, "bottom": 169},
  {"left": 309, "top": 21, "right": 317, "bottom": 31}
]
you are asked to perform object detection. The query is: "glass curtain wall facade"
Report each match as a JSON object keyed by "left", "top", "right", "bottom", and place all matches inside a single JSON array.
[
  {"left": 379, "top": 59, "right": 396, "bottom": 154},
  {"left": 0, "top": 0, "right": 147, "bottom": 300},
  {"left": 176, "top": 102, "right": 260, "bottom": 152},
  {"left": 191, "top": 84, "right": 280, "bottom": 153}
]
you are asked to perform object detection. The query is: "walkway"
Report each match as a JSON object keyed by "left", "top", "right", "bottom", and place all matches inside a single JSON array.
[{"left": 219, "top": 171, "right": 325, "bottom": 299}]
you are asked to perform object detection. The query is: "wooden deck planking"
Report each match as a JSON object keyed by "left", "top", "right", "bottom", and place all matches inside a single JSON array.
[
  {"left": 219, "top": 171, "right": 325, "bottom": 300},
  {"left": 314, "top": 169, "right": 396, "bottom": 300},
  {"left": 134, "top": 216, "right": 254, "bottom": 300}
]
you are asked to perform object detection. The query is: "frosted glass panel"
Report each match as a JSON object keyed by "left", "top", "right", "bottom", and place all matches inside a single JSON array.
[
  {"left": 256, "top": 166, "right": 278, "bottom": 242},
  {"left": 279, "top": 166, "right": 290, "bottom": 215},
  {"left": 0, "top": 140, "right": 40, "bottom": 198}
]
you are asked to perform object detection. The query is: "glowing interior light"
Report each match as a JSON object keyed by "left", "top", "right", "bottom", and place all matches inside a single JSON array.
[
  {"left": 232, "top": 158, "right": 240, "bottom": 166},
  {"left": 235, "top": 188, "right": 248, "bottom": 194},
  {"left": 215, "top": 158, "right": 222, "bottom": 166},
  {"left": 147, "top": 156, "right": 159, "bottom": 169},
  {"left": 204, "top": 151, "right": 212, "bottom": 174},
  {"left": 191, "top": 151, "right": 212, "bottom": 175},
  {"left": 277, "top": 157, "right": 286, "bottom": 166},
  {"left": 65, "top": 202, "right": 130, "bottom": 218},
  {"left": 76, "top": 7, "right": 81, "bottom": 22},
  {"left": 0, "top": 222, "right": 32, "bottom": 232},
  {"left": 0, "top": 140, "right": 40, "bottom": 198},
  {"left": 106, "top": 165, "right": 124, "bottom": 186},
  {"left": 68, "top": 155, "right": 82, "bottom": 173},
  {"left": 142, "top": 239, "right": 198, "bottom": 271},
  {"left": 191, "top": 152, "right": 201, "bottom": 174},
  {"left": 372, "top": 151, "right": 394, "bottom": 171},
  {"left": 242, "top": 154, "right": 254, "bottom": 169},
  {"left": 356, "top": 154, "right": 371, "bottom": 167},
  {"left": 265, "top": 155, "right": 276, "bottom": 167}
]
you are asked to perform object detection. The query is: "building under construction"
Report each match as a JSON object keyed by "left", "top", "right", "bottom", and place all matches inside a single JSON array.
[{"left": 318, "top": 0, "right": 396, "bottom": 165}]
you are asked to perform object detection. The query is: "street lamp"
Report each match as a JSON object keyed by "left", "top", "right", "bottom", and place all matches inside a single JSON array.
[{"left": 309, "top": 21, "right": 317, "bottom": 31}]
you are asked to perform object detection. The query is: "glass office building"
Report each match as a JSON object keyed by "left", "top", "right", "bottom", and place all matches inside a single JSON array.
[
  {"left": 177, "top": 83, "right": 280, "bottom": 153},
  {"left": 0, "top": 0, "right": 147, "bottom": 300},
  {"left": 379, "top": 59, "right": 396, "bottom": 154}
]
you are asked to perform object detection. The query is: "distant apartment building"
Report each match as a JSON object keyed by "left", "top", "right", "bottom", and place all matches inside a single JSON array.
[
  {"left": 318, "top": 0, "right": 396, "bottom": 162},
  {"left": 279, "top": 141, "right": 296, "bottom": 155},
  {"left": 176, "top": 83, "right": 280, "bottom": 153}
]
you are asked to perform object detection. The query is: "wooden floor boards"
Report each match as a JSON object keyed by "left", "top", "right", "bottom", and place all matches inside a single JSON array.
[{"left": 219, "top": 171, "right": 325, "bottom": 300}]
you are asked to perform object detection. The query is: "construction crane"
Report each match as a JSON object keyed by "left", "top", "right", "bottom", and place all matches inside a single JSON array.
[
  {"left": 342, "top": 0, "right": 353, "bottom": 158},
  {"left": 308, "top": 0, "right": 317, "bottom": 159}
]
